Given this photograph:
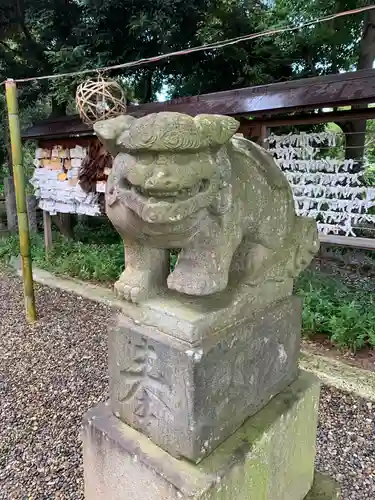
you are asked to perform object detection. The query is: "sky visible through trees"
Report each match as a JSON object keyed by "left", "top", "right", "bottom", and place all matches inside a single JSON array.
[{"left": 0, "top": 0, "right": 374, "bottom": 183}]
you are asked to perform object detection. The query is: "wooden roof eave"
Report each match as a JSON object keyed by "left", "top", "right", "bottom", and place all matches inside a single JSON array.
[{"left": 22, "top": 69, "right": 375, "bottom": 140}]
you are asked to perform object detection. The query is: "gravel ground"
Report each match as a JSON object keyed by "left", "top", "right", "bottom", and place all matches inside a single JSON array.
[
  {"left": 0, "top": 269, "right": 109, "bottom": 499},
  {"left": 316, "top": 387, "right": 375, "bottom": 500},
  {"left": 0, "top": 269, "right": 374, "bottom": 499}
]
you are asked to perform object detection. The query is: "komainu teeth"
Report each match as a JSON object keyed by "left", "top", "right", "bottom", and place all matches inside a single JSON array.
[{"left": 130, "top": 180, "right": 208, "bottom": 199}]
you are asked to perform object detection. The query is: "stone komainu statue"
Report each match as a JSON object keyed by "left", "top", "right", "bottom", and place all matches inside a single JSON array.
[{"left": 94, "top": 112, "right": 319, "bottom": 303}]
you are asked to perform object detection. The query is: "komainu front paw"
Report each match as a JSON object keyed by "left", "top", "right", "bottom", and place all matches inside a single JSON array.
[
  {"left": 114, "top": 269, "right": 162, "bottom": 303},
  {"left": 167, "top": 262, "right": 228, "bottom": 296}
]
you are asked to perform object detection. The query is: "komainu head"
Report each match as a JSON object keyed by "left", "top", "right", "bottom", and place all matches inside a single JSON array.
[{"left": 94, "top": 112, "right": 239, "bottom": 223}]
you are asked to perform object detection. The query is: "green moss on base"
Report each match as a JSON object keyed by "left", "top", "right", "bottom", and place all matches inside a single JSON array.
[
  {"left": 305, "top": 473, "right": 341, "bottom": 500},
  {"left": 200, "top": 372, "right": 320, "bottom": 500}
]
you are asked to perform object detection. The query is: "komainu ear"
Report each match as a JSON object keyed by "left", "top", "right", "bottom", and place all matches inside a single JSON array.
[
  {"left": 194, "top": 114, "right": 240, "bottom": 148},
  {"left": 94, "top": 115, "right": 136, "bottom": 156}
]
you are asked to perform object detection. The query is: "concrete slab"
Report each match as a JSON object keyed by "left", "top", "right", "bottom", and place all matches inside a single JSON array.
[{"left": 300, "top": 351, "right": 375, "bottom": 402}]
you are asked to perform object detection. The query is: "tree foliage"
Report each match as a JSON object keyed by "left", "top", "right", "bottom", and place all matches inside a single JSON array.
[
  {"left": 268, "top": 0, "right": 368, "bottom": 76},
  {"left": 0, "top": 0, "right": 373, "bottom": 178}
]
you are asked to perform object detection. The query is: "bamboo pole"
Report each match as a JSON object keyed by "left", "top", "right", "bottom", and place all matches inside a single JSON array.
[{"left": 5, "top": 79, "right": 37, "bottom": 322}]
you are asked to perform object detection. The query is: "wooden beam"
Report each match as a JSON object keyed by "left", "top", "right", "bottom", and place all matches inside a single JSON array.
[
  {"left": 22, "top": 70, "right": 375, "bottom": 140},
  {"left": 258, "top": 125, "right": 269, "bottom": 148},
  {"left": 319, "top": 234, "right": 375, "bottom": 250},
  {"left": 127, "top": 69, "right": 375, "bottom": 118},
  {"left": 43, "top": 210, "right": 53, "bottom": 252},
  {"left": 247, "top": 107, "right": 375, "bottom": 128},
  {"left": 0, "top": 229, "right": 10, "bottom": 238}
]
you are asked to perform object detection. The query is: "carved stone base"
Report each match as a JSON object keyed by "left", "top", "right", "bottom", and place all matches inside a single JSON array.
[
  {"left": 82, "top": 372, "right": 325, "bottom": 500},
  {"left": 114, "top": 278, "right": 294, "bottom": 343},
  {"left": 109, "top": 296, "right": 301, "bottom": 462}
]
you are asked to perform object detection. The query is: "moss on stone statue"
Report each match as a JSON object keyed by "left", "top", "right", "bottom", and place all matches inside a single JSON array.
[
  {"left": 197, "top": 372, "right": 320, "bottom": 500},
  {"left": 83, "top": 372, "right": 332, "bottom": 500},
  {"left": 305, "top": 473, "right": 341, "bottom": 500}
]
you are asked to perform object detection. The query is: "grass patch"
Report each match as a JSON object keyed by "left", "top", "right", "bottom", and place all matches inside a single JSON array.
[
  {"left": 295, "top": 269, "right": 375, "bottom": 352},
  {"left": 1, "top": 222, "right": 374, "bottom": 351},
  {"left": 0, "top": 221, "right": 124, "bottom": 284}
]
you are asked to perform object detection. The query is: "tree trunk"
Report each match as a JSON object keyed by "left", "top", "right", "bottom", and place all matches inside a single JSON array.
[
  {"left": 52, "top": 213, "right": 75, "bottom": 239},
  {"left": 26, "top": 194, "right": 38, "bottom": 232},
  {"left": 4, "top": 115, "right": 12, "bottom": 177},
  {"left": 0, "top": 196, "right": 6, "bottom": 229},
  {"left": 4, "top": 177, "right": 18, "bottom": 231},
  {"left": 50, "top": 97, "right": 67, "bottom": 118},
  {"left": 142, "top": 70, "right": 154, "bottom": 103},
  {"left": 340, "top": 9, "right": 375, "bottom": 162},
  {"left": 341, "top": 120, "right": 368, "bottom": 162}
]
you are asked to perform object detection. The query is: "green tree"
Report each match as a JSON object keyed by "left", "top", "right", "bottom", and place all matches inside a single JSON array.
[
  {"left": 166, "top": 0, "right": 295, "bottom": 97},
  {"left": 1, "top": 0, "right": 373, "bottom": 167},
  {"left": 269, "top": 0, "right": 375, "bottom": 160}
]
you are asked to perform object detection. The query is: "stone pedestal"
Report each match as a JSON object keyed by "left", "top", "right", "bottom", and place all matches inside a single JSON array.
[
  {"left": 82, "top": 110, "right": 331, "bottom": 500},
  {"left": 109, "top": 297, "right": 301, "bottom": 461},
  {"left": 83, "top": 372, "right": 340, "bottom": 500}
]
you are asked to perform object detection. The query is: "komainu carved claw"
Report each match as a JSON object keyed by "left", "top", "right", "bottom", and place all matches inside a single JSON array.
[
  {"left": 167, "top": 270, "right": 228, "bottom": 296},
  {"left": 168, "top": 264, "right": 228, "bottom": 296},
  {"left": 114, "top": 269, "right": 161, "bottom": 303}
]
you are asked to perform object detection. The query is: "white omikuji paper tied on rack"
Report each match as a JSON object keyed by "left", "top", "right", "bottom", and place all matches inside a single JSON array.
[
  {"left": 96, "top": 182, "right": 106, "bottom": 193},
  {"left": 31, "top": 146, "right": 101, "bottom": 217},
  {"left": 266, "top": 132, "right": 375, "bottom": 237},
  {"left": 69, "top": 146, "right": 87, "bottom": 159},
  {"left": 71, "top": 158, "right": 83, "bottom": 168},
  {"left": 35, "top": 148, "right": 50, "bottom": 159}
]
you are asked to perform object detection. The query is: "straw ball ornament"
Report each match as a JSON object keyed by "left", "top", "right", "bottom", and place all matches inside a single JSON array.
[{"left": 76, "top": 76, "right": 127, "bottom": 125}]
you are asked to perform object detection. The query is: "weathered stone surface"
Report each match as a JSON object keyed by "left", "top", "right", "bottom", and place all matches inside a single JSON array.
[
  {"left": 82, "top": 371, "right": 320, "bottom": 500},
  {"left": 94, "top": 112, "right": 319, "bottom": 304},
  {"left": 109, "top": 297, "right": 301, "bottom": 462},
  {"left": 305, "top": 473, "right": 341, "bottom": 500},
  {"left": 116, "top": 275, "right": 294, "bottom": 343}
]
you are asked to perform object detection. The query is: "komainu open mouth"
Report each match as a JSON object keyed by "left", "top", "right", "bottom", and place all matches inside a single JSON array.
[{"left": 121, "top": 178, "right": 210, "bottom": 201}]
